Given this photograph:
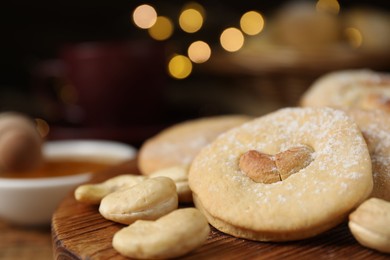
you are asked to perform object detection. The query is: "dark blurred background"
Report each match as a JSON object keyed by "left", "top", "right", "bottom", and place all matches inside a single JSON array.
[{"left": 1, "top": 0, "right": 389, "bottom": 147}]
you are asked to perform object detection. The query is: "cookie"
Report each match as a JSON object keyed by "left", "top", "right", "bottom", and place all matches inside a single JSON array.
[
  {"left": 345, "top": 108, "right": 390, "bottom": 201},
  {"left": 300, "top": 69, "right": 390, "bottom": 112},
  {"left": 188, "top": 107, "right": 373, "bottom": 241},
  {"left": 138, "top": 115, "right": 252, "bottom": 175}
]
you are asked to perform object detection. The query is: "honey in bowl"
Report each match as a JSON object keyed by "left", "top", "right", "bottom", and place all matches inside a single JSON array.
[{"left": 0, "top": 157, "right": 115, "bottom": 179}]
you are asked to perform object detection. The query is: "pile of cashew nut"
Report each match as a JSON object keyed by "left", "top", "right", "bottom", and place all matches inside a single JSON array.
[{"left": 74, "top": 166, "right": 210, "bottom": 259}]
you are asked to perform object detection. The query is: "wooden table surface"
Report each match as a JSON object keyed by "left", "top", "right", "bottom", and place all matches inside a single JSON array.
[
  {"left": 2, "top": 159, "right": 389, "bottom": 260},
  {"left": 51, "top": 159, "right": 390, "bottom": 260},
  {"left": 0, "top": 218, "right": 52, "bottom": 260}
]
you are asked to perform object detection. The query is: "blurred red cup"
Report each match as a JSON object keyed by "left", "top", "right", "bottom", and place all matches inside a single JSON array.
[{"left": 33, "top": 40, "right": 167, "bottom": 127}]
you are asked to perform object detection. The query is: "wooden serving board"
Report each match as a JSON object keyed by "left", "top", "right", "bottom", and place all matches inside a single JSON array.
[{"left": 52, "top": 159, "right": 389, "bottom": 259}]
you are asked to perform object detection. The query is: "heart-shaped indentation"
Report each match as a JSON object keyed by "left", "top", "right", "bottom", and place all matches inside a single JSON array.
[{"left": 239, "top": 145, "right": 314, "bottom": 184}]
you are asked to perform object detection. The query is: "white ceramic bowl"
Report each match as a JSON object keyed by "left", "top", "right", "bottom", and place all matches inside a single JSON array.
[{"left": 0, "top": 140, "right": 136, "bottom": 226}]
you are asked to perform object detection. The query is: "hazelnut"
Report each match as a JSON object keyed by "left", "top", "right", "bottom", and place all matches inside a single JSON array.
[{"left": 0, "top": 112, "right": 43, "bottom": 172}]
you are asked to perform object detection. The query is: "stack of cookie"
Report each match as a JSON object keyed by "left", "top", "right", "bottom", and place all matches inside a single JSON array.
[
  {"left": 137, "top": 69, "right": 390, "bottom": 254},
  {"left": 300, "top": 69, "right": 390, "bottom": 203}
]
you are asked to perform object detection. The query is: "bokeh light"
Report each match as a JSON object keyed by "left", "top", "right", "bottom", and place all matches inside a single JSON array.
[
  {"left": 179, "top": 8, "right": 203, "bottom": 33},
  {"left": 220, "top": 27, "right": 245, "bottom": 52},
  {"left": 183, "top": 2, "right": 206, "bottom": 17},
  {"left": 132, "top": 4, "right": 157, "bottom": 29},
  {"left": 188, "top": 41, "right": 211, "bottom": 63},
  {"left": 168, "top": 55, "right": 193, "bottom": 79},
  {"left": 148, "top": 16, "right": 174, "bottom": 41},
  {"left": 316, "top": 0, "right": 340, "bottom": 15},
  {"left": 345, "top": 27, "right": 363, "bottom": 48},
  {"left": 240, "top": 11, "right": 265, "bottom": 36}
]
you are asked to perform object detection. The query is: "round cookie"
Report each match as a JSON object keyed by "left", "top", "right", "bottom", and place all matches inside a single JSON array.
[
  {"left": 138, "top": 115, "right": 252, "bottom": 175},
  {"left": 345, "top": 108, "right": 390, "bottom": 202},
  {"left": 188, "top": 107, "right": 373, "bottom": 242},
  {"left": 300, "top": 69, "right": 390, "bottom": 112}
]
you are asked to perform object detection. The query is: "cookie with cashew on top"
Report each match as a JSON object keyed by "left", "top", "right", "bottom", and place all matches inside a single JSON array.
[{"left": 189, "top": 107, "right": 373, "bottom": 241}]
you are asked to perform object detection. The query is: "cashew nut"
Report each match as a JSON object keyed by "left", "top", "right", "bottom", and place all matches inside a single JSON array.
[
  {"left": 239, "top": 145, "right": 314, "bottom": 184},
  {"left": 74, "top": 174, "right": 147, "bottom": 204},
  {"left": 99, "top": 176, "right": 178, "bottom": 224},
  {"left": 149, "top": 165, "right": 193, "bottom": 203},
  {"left": 112, "top": 207, "right": 210, "bottom": 259},
  {"left": 349, "top": 198, "right": 390, "bottom": 253}
]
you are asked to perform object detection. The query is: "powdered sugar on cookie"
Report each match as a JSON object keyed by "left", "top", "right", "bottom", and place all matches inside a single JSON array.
[
  {"left": 345, "top": 108, "right": 390, "bottom": 201},
  {"left": 189, "top": 107, "right": 373, "bottom": 241}
]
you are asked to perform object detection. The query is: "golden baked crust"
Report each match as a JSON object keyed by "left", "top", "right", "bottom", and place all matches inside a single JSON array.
[
  {"left": 138, "top": 115, "right": 252, "bottom": 175},
  {"left": 345, "top": 109, "right": 390, "bottom": 202},
  {"left": 300, "top": 69, "right": 390, "bottom": 112},
  {"left": 188, "top": 107, "right": 373, "bottom": 241}
]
